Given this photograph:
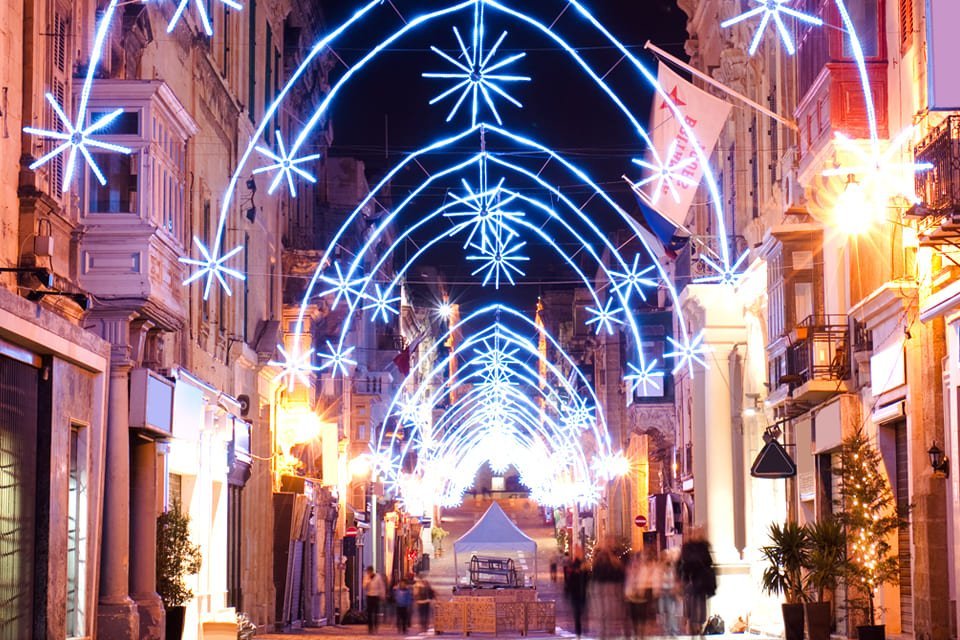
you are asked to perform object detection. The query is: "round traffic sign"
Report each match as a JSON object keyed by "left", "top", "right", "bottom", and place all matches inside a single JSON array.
[
  {"left": 345, "top": 526, "right": 358, "bottom": 537},
  {"left": 634, "top": 515, "right": 648, "bottom": 528}
]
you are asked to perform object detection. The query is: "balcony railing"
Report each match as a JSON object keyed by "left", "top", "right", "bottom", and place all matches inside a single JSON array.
[
  {"left": 913, "top": 115, "right": 960, "bottom": 217},
  {"left": 353, "top": 376, "right": 384, "bottom": 395},
  {"left": 675, "top": 235, "right": 749, "bottom": 291},
  {"left": 785, "top": 315, "right": 850, "bottom": 386}
]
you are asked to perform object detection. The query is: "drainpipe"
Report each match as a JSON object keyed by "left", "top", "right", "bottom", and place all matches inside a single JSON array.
[{"left": 729, "top": 344, "right": 747, "bottom": 559}]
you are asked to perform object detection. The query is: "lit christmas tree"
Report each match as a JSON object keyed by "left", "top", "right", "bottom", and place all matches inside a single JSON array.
[{"left": 835, "top": 429, "right": 906, "bottom": 627}]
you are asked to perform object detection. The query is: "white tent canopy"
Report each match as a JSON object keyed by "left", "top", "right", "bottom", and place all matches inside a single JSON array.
[{"left": 453, "top": 501, "right": 538, "bottom": 587}]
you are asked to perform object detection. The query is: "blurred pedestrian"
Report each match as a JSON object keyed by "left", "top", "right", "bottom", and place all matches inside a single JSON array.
[
  {"left": 591, "top": 540, "right": 626, "bottom": 639},
  {"left": 414, "top": 573, "right": 435, "bottom": 633},
  {"left": 394, "top": 579, "right": 413, "bottom": 633},
  {"left": 659, "top": 549, "right": 681, "bottom": 635},
  {"left": 550, "top": 552, "right": 561, "bottom": 582},
  {"left": 625, "top": 548, "right": 659, "bottom": 638},
  {"left": 565, "top": 557, "right": 590, "bottom": 638},
  {"left": 679, "top": 529, "right": 717, "bottom": 635},
  {"left": 363, "top": 566, "right": 387, "bottom": 634}
]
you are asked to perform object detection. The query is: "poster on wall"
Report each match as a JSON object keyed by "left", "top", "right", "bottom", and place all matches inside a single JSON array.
[{"left": 927, "top": 0, "right": 960, "bottom": 110}]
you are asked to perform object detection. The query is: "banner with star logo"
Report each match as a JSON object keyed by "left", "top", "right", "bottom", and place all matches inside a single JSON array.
[{"left": 648, "top": 61, "right": 731, "bottom": 226}]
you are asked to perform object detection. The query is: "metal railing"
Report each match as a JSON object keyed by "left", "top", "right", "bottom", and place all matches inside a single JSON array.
[
  {"left": 785, "top": 315, "right": 850, "bottom": 385},
  {"left": 914, "top": 115, "right": 960, "bottom": 215},
  {"left": 675, "top": 235, "right": 749, "bottom": 291}
]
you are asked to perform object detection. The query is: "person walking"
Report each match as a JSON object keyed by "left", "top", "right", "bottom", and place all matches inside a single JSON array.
[
  {"left": 659, "top": 549, "right": 681, "bottom": 635},
  {"left": 678, "top": 530, "right": 717, "bottom": 635},
  {"left": 625, "top": 549, "right": 659, "bottom": 638},
  {"left": 394, "top": 579, "right": 413, "bottom": 634},
  {"left": 564, "top": 557, "right": 590, "bottom": 639},
  {"left": 413, "top": 573, "right": 435, "bottom": 633},
  {"left": 363, "top": 566, "right": 387, "bottom": 634},
  {"left": 591, "top": 541, "right": 626, "bottom": 639}
]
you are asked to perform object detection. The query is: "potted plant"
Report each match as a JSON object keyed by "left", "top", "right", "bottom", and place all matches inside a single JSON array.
[
  {"left": 803, "top": 517, "right": 846, "bottom": 640},
  {"left": 431, "top": 525, "right": 449, "bottom": 557},
  {"left": 157, "top": 502, "right": 202, "bottom": 640},
  {"left": 760, "top": 521, "right": 810, "bottom": 640},
  {"left": 835, "top": 429, "right": 907, "bottom": 640}
]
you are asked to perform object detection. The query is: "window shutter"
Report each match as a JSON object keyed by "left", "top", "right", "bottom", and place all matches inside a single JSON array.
[
  {"left": 899, "top": 0, "right": 913, "bottom": 52},
  {"left": 46, "top": 8, "right": 70, "bottom": 199}
]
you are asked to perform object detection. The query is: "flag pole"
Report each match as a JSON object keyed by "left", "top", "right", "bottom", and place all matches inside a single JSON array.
[{"left": 644, "top": 41, "right": 799, "bottom": 132}]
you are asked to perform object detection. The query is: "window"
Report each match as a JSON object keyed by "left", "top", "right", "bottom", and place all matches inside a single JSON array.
[
  {"left": 66, "top": 426, "right": 88, "bottom": 637},
  {"left": 841, "top": 0, "right": 880, "bottom": 58},
  {"left": 87, "top": 153, "right": 139, "bottom": 213},
  {"left": 45, "top": 6, "right": 71, "bottom": 201},
  {"left": 899, "top": 0, "right": 913, "bottom": 52},
  {"left": 264, "top": 25, "right": 272, "bottom": 144}
]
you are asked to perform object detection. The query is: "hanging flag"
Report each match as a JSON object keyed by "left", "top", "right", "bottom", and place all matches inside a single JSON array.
[
  {"left": 647, "top": 61, "right": 732, "bottom": 225},
  {"left": 627, "top": 179, "right": 691, "bottom": 259},
  {"left": 391, "top": 333, "right": 427, "bottom": 378}
]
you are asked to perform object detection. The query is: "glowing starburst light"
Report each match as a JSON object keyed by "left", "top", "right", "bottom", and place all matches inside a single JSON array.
[
  {"left": 179, "top": 237, "right": 246, "bottom": 300},
  {"left": 318, "top": 262, "right": 367, "bottom": 309},
  {"left": 317, "top": 340, "right": 357, "bottom": 378},
  {"left": 24, "top": 95, "right": 133, "bottom": 193},
  {"left": 823, "top": 126, "right": 934, "bottom": 206},
  {"left": 269, "top": 345, "right": 320, "bottom": 391},
  {"left": 253, "top": 130, "right": 321, "bottom": 197},
  {"left": 694, "top": 248, "right": 751, "bottom": 286},
  {"left": 610, "top": 255, "right": 658, "bottom": 302},
  {"left": 168, "top": 0, "right": 242, "bottom": 37},
  {"left": 665, "top": 333, "right": 711, "bottom": 377},
  {"left": 467, "top": 238, "right": 529, "bottom": 289},
  {"left": 624, "top": 360, "right": 664, "bottom": 396},
  {"left": 585, "top": 298, "right": 625, "bottom": 336},
  {"left": 445, "top": 169, "right": 524, "bottom": 251},
  {"left": 720, "top": 0, "right": 823, "bottom": 55},
  {"left": 632, "top": 140, "right": 698, "bottom": 204},
  {"left": 593, "top": 452, "right": 631, "bottom": 480},
  {"left": 422, "top": 5, "right": 531, "bottom": 125},
  {"left": 362, "top": 284, "right": 401, "bottom": 323}
]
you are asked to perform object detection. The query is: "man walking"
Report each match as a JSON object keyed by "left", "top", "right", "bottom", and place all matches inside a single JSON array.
[{"left": 363, "top": 566, "right": 387, "bottom": 633}]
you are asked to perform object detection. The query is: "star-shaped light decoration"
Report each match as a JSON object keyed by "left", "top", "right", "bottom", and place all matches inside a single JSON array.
[
  {"left": 318, "top": 262, "right": 367, "bottom": 309},
  {"left": 474, "top": 337, "right": 521, "bottom": 382},
  {"left": 422, "top": 5, "right": 530, "bottom": 125},
  {"left": 694, "top": 248, "right": 751, "bottom": 286},
  {"left": 610, "top": 255, "right": 658, "bottom": 302},
  {"left": 665, "top": 332, "right": 711, "bottom": 377},
  {"left": 362, "top": 284, "right": 401, "bottom": 323},
  {"left": 720, "top": 0, "right": 823, "bottom": 56},
  {"left": 316, "top": 340, "right": 357, "bottom": 378},
  {"left": 168, "top": 0, "right": 243, "bottom": 37},
  {"left": 822, "top": 126, "right": 933, "bottom": 206},
  {"left": 253, "top": 130, "right": 321, "bottom": 197},
  {"left": 467, "top": 237, "right": 529, "bottom": 289},
  {"left": 624, "top": 360, "right": 664, "bottom": 396},
  {"left": 585, "top": 298, "right": 625, "bottom": 336},
  {"left": 24, "top": 94, "right": 133, "bottom": 193},
  {"left": 180, "top": 236, "right": 246, "bottom": 300},
  {"left": 561, "top": 401, "right": 595, "bottom": 432},
  {"left": 445, "top": 160, "right": 524, "bottom": 251},
  {"left": 632, "top": 140, "right": 698, "bottom": 204},
  {"left": 268, "top": 345, "right": 320, "bottom": 391}
]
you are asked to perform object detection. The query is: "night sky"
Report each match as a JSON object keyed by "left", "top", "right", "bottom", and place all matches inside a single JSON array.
[{"left": 312, "top": 0, "right": 689, "bottom": 312}]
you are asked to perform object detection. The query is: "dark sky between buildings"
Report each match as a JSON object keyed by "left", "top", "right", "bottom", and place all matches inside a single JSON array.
[{"left": 312, "top": 0, "right": 689, "bottom": 312}]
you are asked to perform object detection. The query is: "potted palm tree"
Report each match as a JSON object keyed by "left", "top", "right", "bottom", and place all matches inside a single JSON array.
[
  {"left": 760, "top": 521, "right": 810, "bottom": 640},
  {"left": 804, "top": 518, "right": 846, "bottom": 640},
  {"left": 835, "top": 430, "right": 906, "bottom": 640},
  {"left": 157, "top": 502, "right": 202, "bottom": 640}
]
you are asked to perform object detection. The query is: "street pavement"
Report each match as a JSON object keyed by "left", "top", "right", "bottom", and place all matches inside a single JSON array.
[{"left": 259, "top": 496, "right": 760, "bottom": 640}]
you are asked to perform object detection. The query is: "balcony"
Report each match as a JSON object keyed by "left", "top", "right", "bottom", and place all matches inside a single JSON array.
[
  {"left": 909, "top": 116, "right": 960, "bottom": 248},
  {"left": 675, "top": 235, "right": 749, "bottom": 292},
  {"left": 353, "top": 376, "right": 384, "bottom": 395},
  {"left": 769, "top": 315, "right": 850, "bottom": 418}
]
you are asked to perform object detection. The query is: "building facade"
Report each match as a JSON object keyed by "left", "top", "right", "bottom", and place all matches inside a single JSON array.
[{"left": 674, "top": 0, "right": 956, "bottom": 637}]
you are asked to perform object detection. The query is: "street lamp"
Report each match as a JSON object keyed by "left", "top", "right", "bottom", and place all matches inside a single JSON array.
[{"left": 928, "top": 442, "right": 950, "bottom": 478}]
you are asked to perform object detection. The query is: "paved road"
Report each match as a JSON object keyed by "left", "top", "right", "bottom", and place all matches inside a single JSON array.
[{"left": 260, "top": 496, "right": 719, "bottom": 639}]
